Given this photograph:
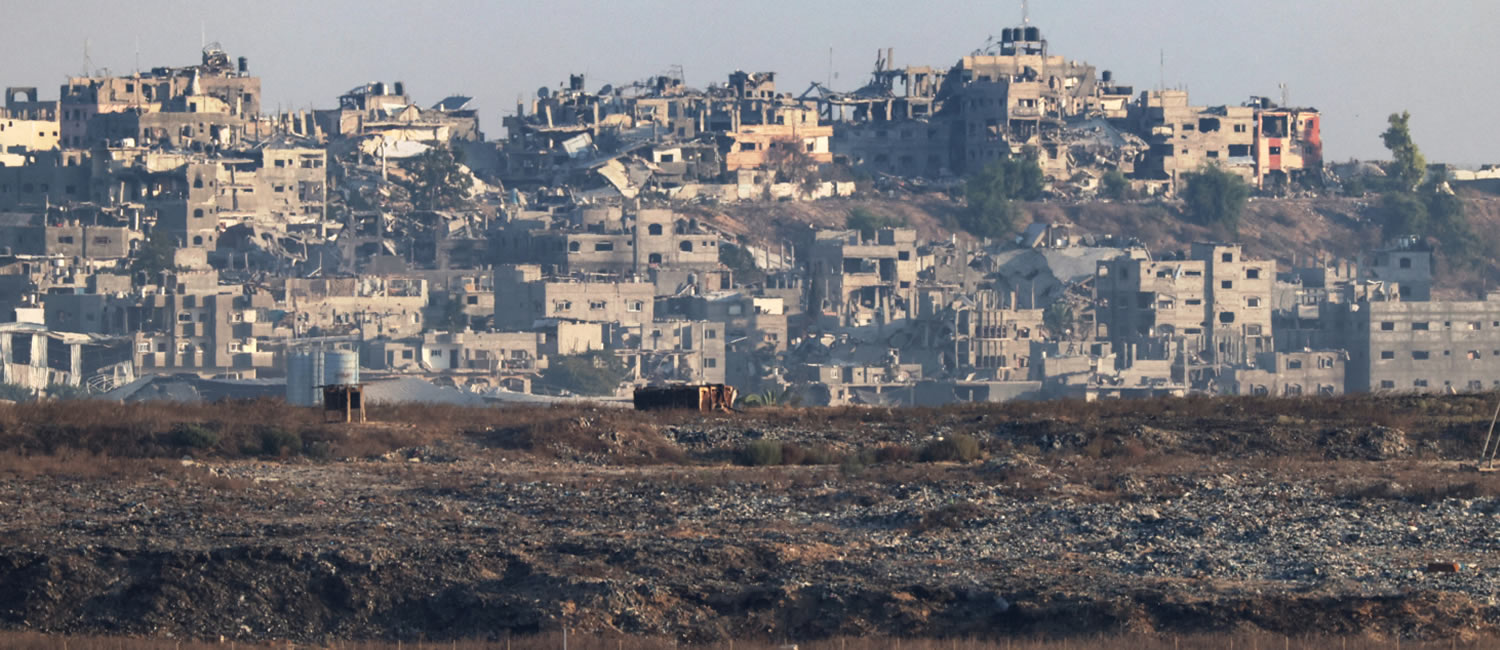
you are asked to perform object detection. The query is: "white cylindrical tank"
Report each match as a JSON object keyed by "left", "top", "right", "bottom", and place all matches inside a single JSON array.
[
  {"left": 286, "top": 350, "right": 318, "bottom": 406},
  {"left": 324, "top": 350, "right": 360, "bottom": 386}
]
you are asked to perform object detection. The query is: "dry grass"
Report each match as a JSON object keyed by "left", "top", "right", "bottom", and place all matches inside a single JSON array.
[
  {"left": 0, "top": 391, "right": 1492, "bottom": 469},
  {"left": 0, "top": 632, "right": 1497, "bottom": 649}
]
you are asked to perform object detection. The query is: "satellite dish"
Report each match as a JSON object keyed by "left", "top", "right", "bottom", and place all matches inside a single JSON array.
[
  {"left": 599, "top": 84, "right": 614, "bottom": 96},
  {"left": 537, "top": 86, "right": 550, "bottom": 99}
]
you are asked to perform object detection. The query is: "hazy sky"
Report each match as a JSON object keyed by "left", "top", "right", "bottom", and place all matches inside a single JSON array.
[{"left": 3, "top": 0, "right": 1495, "bottom": 164}]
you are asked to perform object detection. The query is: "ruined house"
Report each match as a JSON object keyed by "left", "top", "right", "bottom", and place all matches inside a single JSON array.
[{"left": 59, "top": 45, "right": 260, "bottom": 151}]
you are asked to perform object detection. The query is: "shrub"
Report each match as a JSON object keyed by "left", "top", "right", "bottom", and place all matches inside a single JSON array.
[
  {"left": 920, "top": 434, "right": 982, "bottom": 463},
  {"left": 45, "top": 384, "right": 92, "bottom": 401},
  {"left": 839, "top": 448, "right": 878, "bottom": 475},
  {"left": 0, "top": 383, "right": 35, "bottom": 403},
  {"left": 1100, "top": 169, "right": 1132, "bottom": 200},
  {"left": 540, "top": 351, "right": 628, "bottom": 397},
  {"left": 779, "top": 442, "right": 806, "bottom": 466},
  {"left": 874, "top": 444, "right": 916, "bottom": 464},
  {"left": 798, "top": 445, "right": 837, "bottom": 466},
  {"left": 1181, "top": 164, "right": 1251, "bottom": 235},
  {"left": 740, "top": 440, "right": 783, "bottom": 466},
  {"left": 847, "top": 208, "right": 906, "bottom": 239},
  {"left": 169, "top": 423, "right": 219, "bottom": 450},
  {"left": 959, "top": 156, "right": 1043, "bottom": 239},
  {"left": 258, "top": 427, "right": 302, "bottom": 457}
]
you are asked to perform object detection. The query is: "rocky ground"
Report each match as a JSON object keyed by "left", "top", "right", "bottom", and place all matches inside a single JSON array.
[{"left": 3, "top": 396, "right": 1500, "bottom": 644}]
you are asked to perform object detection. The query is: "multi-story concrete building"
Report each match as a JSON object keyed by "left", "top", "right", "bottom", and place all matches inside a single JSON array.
[
  {"left": 1096, "top": 243, "right": 1273, "bottom": 365},
  {"left": 1366, "top": 238, "right": 1433, "bottom": 301},
  {"left": 1132, "top": 91, "right": 1256, "bottom": 188},
  {"left": 280, "top": 276, "right": 428, "bottom": 338},
  {"left": 806, "top": 227, "right": 919, "bottom": 327},
  {"left": 1251, "top": 101, "right": 1322, "bottom": 190},
  {"left": 493, "top": 264, "right": 655, "bottom": 330},
  {"left": 59, "top": 46, "right": 260, "bottom": 150},
  {"left": 638, "top": 320, "right": 726, "bottom": 384},
  {"left": 1225, "top": 350, "right": 1346, "bottom": 397},
  {"left": 1329, "top": 295, "right": 1500, "bottom": 394},
  {"left": 365, "top": 330, "right": 543, "bottom": 375},
  {"left": 494, "top": 208, "right": 722, "bottom": 275},
  {"left": 1, "top": 87, "right": 60, "bottom": 164}
]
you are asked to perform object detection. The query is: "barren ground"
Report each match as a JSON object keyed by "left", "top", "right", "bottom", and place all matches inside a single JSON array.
[{"left": 3, "top": 395, "right": 1500, "bottom": 644}]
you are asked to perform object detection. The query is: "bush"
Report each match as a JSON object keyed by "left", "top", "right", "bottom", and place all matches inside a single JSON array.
[
  {"left": 1181, "top": 165, "right": 1251, "bottom": 235},
  {"left": 847, "top": 208, "right": 906, "bottom": 239},
  {"left": 1100, "top": 169, "right": 1132, "bottom": 200},
  {"left": 45, "top": 384, "right": 92, "bottom": 401},
  {"left": 740, "top": 440, "right": 783, "bottom": 466},
  {"left": 840, "top": 448, "right": 878, "bottom": 475},
  {"left": 799, "top": 445, "right": 837, "bottom": 466},
  {"left": 169, "top": 423, "right": 219, "bottom": 450},
  {"left": 540, "top": 351, "right": 628, "bottom": 397},
  {"left": 920, "top": 434, "right": 982, "bottom": 463},
  {"left": 959, "top": 156, "right": 1043, "bottom": 239},
  {"left": 874, "top": 444, "right": 916, "bottom": 464},
  {"left": 0, "top": 383, "right": 35, "bottom": 403},
  {"left": 258, "top": 427, "right": 302, "bottom": 457},
  {"left": 779, "top": 442, "right": 806, "bottom": 466}
]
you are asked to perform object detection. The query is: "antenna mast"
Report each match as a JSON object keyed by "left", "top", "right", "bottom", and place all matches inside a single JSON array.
[
  {"left": 1159, "top": 49, "right": 1165, "bottom": 93},
  {"left": 82, "top": 38, "right": 92, "bottom": 77}
]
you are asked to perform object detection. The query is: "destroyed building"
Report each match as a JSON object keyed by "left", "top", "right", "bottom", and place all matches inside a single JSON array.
[
  {"left": 494, "top": 208, "right": 722, "bottom": 275},
  {"left": 59, "top": 45, "right": 260, "bottom": 151}
]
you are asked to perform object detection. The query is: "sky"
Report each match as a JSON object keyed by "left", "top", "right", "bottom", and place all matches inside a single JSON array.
[{"left": 2, "top": 0, "right": 1495, "bottom": 165}]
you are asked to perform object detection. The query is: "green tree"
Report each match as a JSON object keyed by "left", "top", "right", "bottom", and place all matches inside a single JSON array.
[
  {"left": 1381, "top": 111, "right": 1427, "bottom": 192},
  {"left": 541, "top": 351, "right": 628, "bottom": 397},
  {"left": 1181, "top": 165, "right": 1251, "bottom": 235},
  {"left": 130, "top": 228, "right": 178, "bottom": 283},
  {"left": 1099, "top": 169, "right": 1132, "bottom": 200},
  {"left": 408, "top": 145, "right": 472, "bottom": 210},
  {"left": 960, "top": 156, "right": 1043, "bottom": 239},
  {"left": 763, "top": 139, "right": 821, "bottom": 195},
  {"left": 1380, "top": 191, "right": 1428, "bottom": 239},
  {"left": 1374, "top": 113, "right": 1475, "bottom": 265},
  {"left": 1043, "top": 302, "right": 1075, "bottom": 339},
  {"left": 846, "top": 208, "right": 906, "bottom": 239}
]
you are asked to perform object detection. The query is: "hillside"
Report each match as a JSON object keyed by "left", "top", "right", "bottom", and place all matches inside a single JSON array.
[{"left": 702, "top": 193, "right": 1500, "bottom": 295}]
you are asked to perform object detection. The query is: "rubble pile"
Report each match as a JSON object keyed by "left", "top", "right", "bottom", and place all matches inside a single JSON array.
[{"left": 3, "top": 424, "right": 1500, "bottom": 643}]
